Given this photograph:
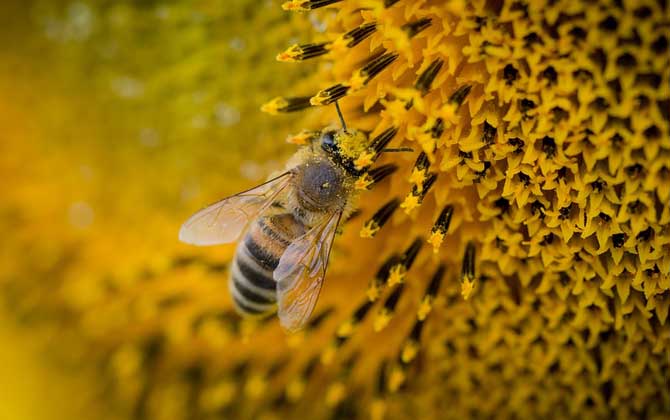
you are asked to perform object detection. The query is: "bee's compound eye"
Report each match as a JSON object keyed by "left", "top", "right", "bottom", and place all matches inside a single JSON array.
[{"left": 321, "top": 131, "right": 337, "bottom": 153}]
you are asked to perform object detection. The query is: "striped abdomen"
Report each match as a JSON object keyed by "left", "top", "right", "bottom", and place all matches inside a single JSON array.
[{"left": 230, "top": 213, "right": 306, "bottom": 316}]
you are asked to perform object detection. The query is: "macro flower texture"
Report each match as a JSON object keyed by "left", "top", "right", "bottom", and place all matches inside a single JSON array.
[{"left": 1, "top": 0, "right": 669, "bottom": 419}]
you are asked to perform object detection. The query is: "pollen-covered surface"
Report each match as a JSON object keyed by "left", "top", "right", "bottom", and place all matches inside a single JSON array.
[
  {"left": 1, "top": 1, "right": 670, "bottom": 420},
  {"left": 264, "top": 0, "right": 670, "bottom": 418}
]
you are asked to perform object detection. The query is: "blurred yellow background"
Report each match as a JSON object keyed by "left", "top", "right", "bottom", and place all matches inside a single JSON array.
[{"left": 0, "top": 1, "right": 312, "bottom": 418}]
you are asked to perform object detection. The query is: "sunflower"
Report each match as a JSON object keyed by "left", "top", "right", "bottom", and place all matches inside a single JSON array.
[{"left": 1, "top": 0, "right": 669, "bottom": 419}]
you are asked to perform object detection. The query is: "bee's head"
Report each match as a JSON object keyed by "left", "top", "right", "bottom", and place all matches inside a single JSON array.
[
  {"left": 319, "top": 129, "right": 339, "bottom": 155},
  {"left": 317, "top": 129, "right": 368, "bottom": 176}
]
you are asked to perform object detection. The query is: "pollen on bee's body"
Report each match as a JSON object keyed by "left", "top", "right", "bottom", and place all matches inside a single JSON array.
[
  {"left": 277, "top": 42, "right": 331, "bottom": 62},
  {"left": 360, "top": 198, "right": 400, "bottom": 238}
]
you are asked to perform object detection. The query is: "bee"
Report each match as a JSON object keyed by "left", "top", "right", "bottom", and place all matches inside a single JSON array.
[{"left": 179, "top": 106, "right": 370, "bottom": 332}]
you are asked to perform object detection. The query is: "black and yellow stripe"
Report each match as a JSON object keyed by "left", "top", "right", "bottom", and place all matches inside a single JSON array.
[{"left": 230, "top": 213, "right": 305, "bottom": 316}]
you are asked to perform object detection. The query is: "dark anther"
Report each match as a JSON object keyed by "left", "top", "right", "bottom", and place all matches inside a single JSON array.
[
  {"left": 519, "top": 98, "right": 536, "bottom": 113},
  {"left": 508, "top": 137, "right": 524, "bottom": 153},
  {"left": 636, "top": 227, "right": 654, "bottom": 242},
  {"left": 615, "top": 53, "right": 637, "bottom": 69},
  {"left": 494, "top": 197, "right": 510, "bottom": 214},
  {"left": 482, "top": 121, "right": 497, "bottom": 144},
  {"left": 643, "top": 125, "right": 661, "bottom": 140},
  {"left": 531, "top": 201, "right": 546, "bottom": 218},
  {"left": 624, "top": 163, "right": 644, "bottom": 178},
  {"left": 517, "top": 172, "right": 531, "bottom": 186},
  {"left": 449, "top": 85, "right": 472, "bottom": 106},
  {"left": 559, "top": 205, "right": 572, "bottom": 220},
  {"left": 598, "top": 16, "right": 618, "bottom": 31},
  {"left": 540, "top": 232, "right": 555, "bottom": 246},
  {"left": 542, "top": 136, "right": 556, "bottom": 158},
  {"left": 612, "top": 233, "right": 626, "bottom": 248},
  {"left": 541, "top": 66, "right": 558, "bottom": 84},
  {"left": 503, "top": 64, "right": 519, "bottom": 85}
]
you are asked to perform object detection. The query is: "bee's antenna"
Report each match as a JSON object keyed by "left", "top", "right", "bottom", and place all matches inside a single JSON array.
[
  {"left": 334, "top": 101, "right": 348, "bottom": 133},
  {"left": 381, "top": 147, "right": 414, "bottom": 153}
]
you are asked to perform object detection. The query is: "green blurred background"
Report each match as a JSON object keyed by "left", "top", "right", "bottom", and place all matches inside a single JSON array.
[{"left": 0, "top": 1, "right": 318, "bottom": 418}]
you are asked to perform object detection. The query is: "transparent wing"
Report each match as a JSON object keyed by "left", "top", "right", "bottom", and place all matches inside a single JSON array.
[
  {"left": 274, "top": 210, "right": 342, "bottom": 332},
  {"left": 179, "top": 172, "right": 293, "bottom": 246}
]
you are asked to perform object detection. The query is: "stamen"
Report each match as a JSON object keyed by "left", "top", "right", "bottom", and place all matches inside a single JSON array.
[
  {"left": 429, "top": 117, "right": 444, "bottom": 138},
  {"left": 414, "top": 58, "right": 443, "bottom": 95},
  {"left": 461, "top": 241, "right": 477, "bottom": 299},
  {"left": 400, "top": 320, "right": 424, "bottom": 363},
  {"left": 282, "top": 0, "right": 342, "bottom": 11},
  {"left": 286, "top": 355, "right": 319, "bottom": 401},
  {"left": 343, "top": 209, "right": 362, "bottom": 223},
  {"left": 339, "top": 22, "right": 377, "bottom": 49},
  {"left": 409, "top": 152, "right": 430, "bottom": 193},
  {"left": 401, "top": 237, "right": 423, "bottom": 269},
  {"left": 367, "top": 164, "right": 398, "bottom": 185},
  {"left": 322, "top": 299, "right": 375, "bottom": 366},
  {"left": 285, "top": 130, "right": 319, "bottom": 145},
  {"left": 370, "top": 126, "right": 399, "bottom": 154},
  {"left": 388, "top": 364, "right": 406, "bottom": 393},
  {"left": 307, "top": 307, "right": 334, "bottom": 329},
  {"left": 277, "top": 42, "right": 331, "bottom": 61},
  {"left": 310, "top": 84, "right": 350, "bottom": 106},
  {"left": 428, "top": 205, "right": 454, "bottom": 253},
  {"left": 402, "top": 17, "right": 432, "bottom": 38},
  {"left": 401, "top": 173, "right": 438, "bottom": 214},
  {"left": 371, "top": 362, "right": 389, "bottom": 419},
  {"left": 350, "top": 52, "right": 399, "bottom": 89},
  {"left": 261, "top": 96, "right": 312, "bottom": 114},
  {"left": 325, "top": 353, "right": 359, "bottom": 407},
  {"left": 334, "top": 100, "right": 348, "bottom": 132},
  {"left": 367, "top": 254, "right": 403, "bottom": 301},
  {"left": 373, "top": 284, "right": 404, "bottom": 331},
  {"left": 387, "top": 238, "right": 423, "bottom": 287},
  {"left": 417, "top": 264, "right": 445, "bottom": 320},
  {"left": 449, "top": 84, "right": 473, "bottom": 107},
  {"left": 360, "top": 198, "right": 400, "bottom": 238}
]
